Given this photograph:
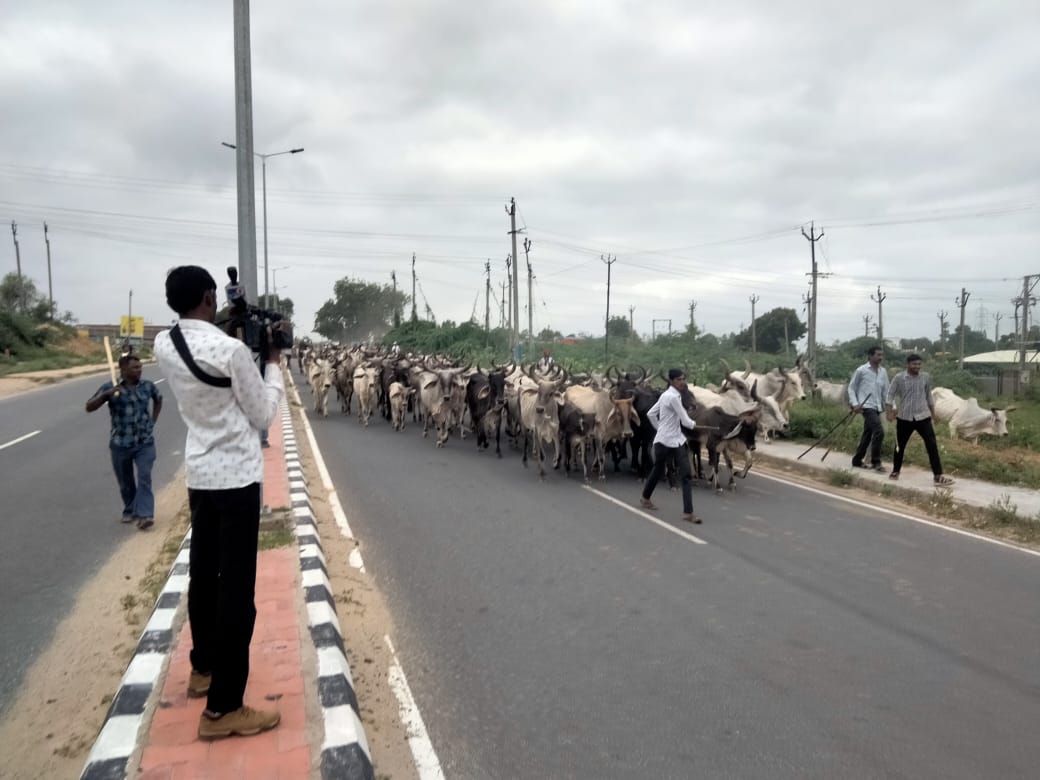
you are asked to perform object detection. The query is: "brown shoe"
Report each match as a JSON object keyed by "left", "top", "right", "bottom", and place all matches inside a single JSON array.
[
  {"left": 639, "top": 497, "right": 658, "bottom": 511},
  {"left": 681, "top": 512, "right": 703, "bottom": 524},
  {"left": 198, "top": 705, "right": 280, "bottom": 740},
  {"left": 187, "top": 670, "right": 211, "bottom": 698}
]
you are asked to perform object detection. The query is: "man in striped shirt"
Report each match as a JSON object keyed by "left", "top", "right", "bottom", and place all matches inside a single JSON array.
[{"left": 885, "top": 354, "right": 953, "bottom": 485}]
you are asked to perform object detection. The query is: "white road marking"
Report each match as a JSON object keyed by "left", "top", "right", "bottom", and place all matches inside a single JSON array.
[
  {"left": 154, "top": 378, "right": 166, "bottom": 385},
  {"left": 0, "top": 430, "right": 41, "bottom": 451},
  {"left": 385, "top": 635, "right": 445, "bottom": 780},
  {"left": 583, "top": 485, "right": 708, "bottom": 545},
  {"left": 754, "top": 471, "right": 1040, "bottom": 559}
]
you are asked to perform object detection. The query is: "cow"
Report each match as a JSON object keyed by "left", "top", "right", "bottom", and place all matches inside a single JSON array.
[
  {"left": 352, "top": 364, "right": 379, "bottom": 426},
  {"left": 388, "top": 381, "right": 415, "bottom": 431},
  {"left": 931, "top": 387, "right": 1015, "bottom": 442},
  {"left": 379, "top": 359, "right": 411, "bottom": 422},
  {"left": 466, "top": 365, "right": 510, "bottom": 456},
  {"left": 814, "top": 379, "right": 848, "bottom": 404},
  {"left": 562, "top": 384, "right": 641, "bottom": 478},
  {"left": 691, "top": 380, "right": 789, "bottom": 441},
  {"left": 723, "top": 357, "right": 808, "bottom": 414},
  {"left": 518, "top": 366, "right": 567, "bottom": 478},
  {"left": 307, "top": 359, "right": 334, "bottom": 417},
  {"left": 419, "top": 366, "right": 468, "bottom": 447},
  {"left": 559, "top": 402, "right": 597, "bottom": 483},
  {"left": 332, "top": 351, "right": 356, "bottom": 414}
]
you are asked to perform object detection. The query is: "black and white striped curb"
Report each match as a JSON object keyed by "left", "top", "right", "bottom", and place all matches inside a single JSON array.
[
  {"left": 282, "top": 403, "right": 375, "bottom": 780},
  {"left": 80, "top": 531, "right": 192, "bottom": 780}
]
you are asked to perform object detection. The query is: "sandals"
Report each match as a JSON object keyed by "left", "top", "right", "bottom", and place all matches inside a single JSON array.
[
  {"left": 934, "top": 475, "right": 955, "bottom": 486},
  {"left": 889, "top": 472, "right": 900, "bottom": 481}
]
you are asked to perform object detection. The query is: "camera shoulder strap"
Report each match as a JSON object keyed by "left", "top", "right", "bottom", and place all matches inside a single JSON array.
[{"left": 169, "top": 324, "right": 232, "bottom": 388}]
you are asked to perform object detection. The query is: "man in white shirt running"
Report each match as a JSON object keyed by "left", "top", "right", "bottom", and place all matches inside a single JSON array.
[
  {"left": 154, "top": 266, "right": 285, "bottom": 740},
  {"left": 640, "top": 368, "right": 702, "bottom": 523}
]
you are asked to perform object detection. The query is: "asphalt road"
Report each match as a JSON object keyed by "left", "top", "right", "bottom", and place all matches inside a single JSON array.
[
  {"left": 0, "top": 368, "right": 186, "bottom": 713},
  {"left": 302, "top": 373, "right": 1040, "bottom": 779}
]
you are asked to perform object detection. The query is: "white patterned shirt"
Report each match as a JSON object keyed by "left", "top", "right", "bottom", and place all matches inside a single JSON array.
[
  {"left": 887, "top": 370, "right": 933, "bottom": 422},
  {"left": 154, "top": 318, "right": 284, "bottom": 490},
  {"left": 646, "top": 385, "right": 697, "bottom": 448}
]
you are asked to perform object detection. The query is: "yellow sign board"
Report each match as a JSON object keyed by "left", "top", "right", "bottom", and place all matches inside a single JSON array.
[{"left": 120, "top": 316, "right": 145, "bottom": 338}]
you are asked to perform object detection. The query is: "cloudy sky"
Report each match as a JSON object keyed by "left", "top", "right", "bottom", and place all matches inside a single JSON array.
[{"left": 2, "top": 0, "right": 1038, "bottom": 347}]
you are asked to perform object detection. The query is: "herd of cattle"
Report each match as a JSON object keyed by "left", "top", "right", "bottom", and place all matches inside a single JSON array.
[{"left": 294, "top": 345, "right": 1014, "bottom": 491}]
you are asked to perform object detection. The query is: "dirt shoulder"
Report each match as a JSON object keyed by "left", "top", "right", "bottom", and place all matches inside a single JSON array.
[
  {"left": 0, "top": 363, "right": 112, "bottom": 400},
  {"left": 0, "top": 478, "right": 190, "bottom": 780}
]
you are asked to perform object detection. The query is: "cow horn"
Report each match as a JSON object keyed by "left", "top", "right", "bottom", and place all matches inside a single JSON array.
[
  {"left": 1004, "top": 406, "right": 1017, "bottom": 412},
  {"left": 750, "top": 379, "right": 760, "bottom": 401},
  {"left": 637, "top": 365, "right": 648, "bottom": 383},
  {"left": 556, "top": 366, "right": 570, "bottom": 387},
  {"left": 720, "top": 358, "right": 732, "bottom": 375},
  {"left": 742, "top": 359, "right": 752, "bottom": 378},
  {"left": 525, "top": 363, "right": 535, "bottom": 379},
  {"left": 723, "top": 422, "right": 743, "bottom": 440}
]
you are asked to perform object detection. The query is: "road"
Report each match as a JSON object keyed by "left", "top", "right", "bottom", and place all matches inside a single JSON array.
[
  {"left": 0, "top": 369, "right": 187, "bottom": 712},
  {"left": 303, "top": 375, "right": 1040, "bottom": 779}
]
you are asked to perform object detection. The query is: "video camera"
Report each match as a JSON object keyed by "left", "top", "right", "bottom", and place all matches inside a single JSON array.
[{"left": 220, "top": 266, "right": 294, "bottom": 359}]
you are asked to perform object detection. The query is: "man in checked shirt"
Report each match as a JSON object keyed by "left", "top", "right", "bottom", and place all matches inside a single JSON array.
[{"left": 886, "top": 354, "right": 954, "bottom": 486}]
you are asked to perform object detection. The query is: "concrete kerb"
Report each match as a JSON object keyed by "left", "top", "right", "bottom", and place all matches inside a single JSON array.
[
  {"left": 80, "top": 532, "right": 192, "bottom": 780},
  {"left": 281, "top": 402, "right": 375, "bottom": 780}
]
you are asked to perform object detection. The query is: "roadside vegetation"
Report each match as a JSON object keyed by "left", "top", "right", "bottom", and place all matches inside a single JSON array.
[{"left": 0, "top": 271, "right": 109, "bottom": 376}]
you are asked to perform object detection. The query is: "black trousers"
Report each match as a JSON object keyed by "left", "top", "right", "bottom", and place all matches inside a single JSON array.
[
  {"left": 852, "top": 409, "right": 885, "bottom": 467},
  {"left": 642, "top": 442, "right": 693, "bottom": 514},
  {"left": 892, "top": 418, "right": 943, "bottom": 476},
  {"left": 187, "top": 483, "right": 261, "bottom": 714}
]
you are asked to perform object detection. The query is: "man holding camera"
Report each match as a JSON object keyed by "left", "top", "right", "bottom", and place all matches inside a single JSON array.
[{"left": 154, "top": 265, "right": 285, "bottom": 740}]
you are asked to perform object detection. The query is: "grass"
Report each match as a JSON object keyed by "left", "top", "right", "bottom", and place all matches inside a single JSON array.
[
  {"left": 788, "top": 398, "right": 1040, "bottom": 490},
  {"left": 826, "top": 468, "right": 855, "bottom": 487},
  {"left": 0, "top": 351, "right": 106, "bottom": 376},
  {"left": 258, "top": 526, "right": 296, "bottom": 550}
]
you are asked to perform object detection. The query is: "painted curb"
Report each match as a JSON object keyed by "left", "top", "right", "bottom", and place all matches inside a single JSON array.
[
  {"left": 282, "top": 402, "right": 375, "bottom": 780},
  {"left": 80, "top": 531, "right": 192, "bottom": 780}
]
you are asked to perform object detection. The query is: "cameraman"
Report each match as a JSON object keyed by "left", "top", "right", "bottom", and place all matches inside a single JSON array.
[{"left": 153, "top": 265, "right": 285, "bottom": 740}]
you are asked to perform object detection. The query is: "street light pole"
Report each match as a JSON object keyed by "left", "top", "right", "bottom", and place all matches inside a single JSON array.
[
  {"left": 222, "top": 143, "right": 303, "bottom": 306},
  {"left": 272, "top": 265, "right": 289, "bottom": 314}
]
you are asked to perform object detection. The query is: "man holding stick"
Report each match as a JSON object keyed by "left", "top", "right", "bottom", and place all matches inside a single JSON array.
[
  {"left": 85, "top": 352, "right": 163, "bottom": 529},
  {"left": 848, "top": 345, "right": 889, "bottom": 472}
]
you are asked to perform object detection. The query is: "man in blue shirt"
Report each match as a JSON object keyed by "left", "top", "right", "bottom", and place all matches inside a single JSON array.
[
  {"left": 85, "top": 354, "right": 163, "bottom": 529},
  {"left": 848, "top": 345, "right": 890, "bottom": 472}
]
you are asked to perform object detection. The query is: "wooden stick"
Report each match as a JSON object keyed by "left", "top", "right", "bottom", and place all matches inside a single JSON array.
[{"left": 103, "top": 336, "right": 120, "bottom": 396}]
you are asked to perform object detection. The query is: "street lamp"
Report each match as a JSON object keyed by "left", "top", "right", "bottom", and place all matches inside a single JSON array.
[
  {"left": 221, "top": 142, "right": 304, "bottom": 306},
  {"left": 272, "top": 266, "right": 289, "bottom": 314}
]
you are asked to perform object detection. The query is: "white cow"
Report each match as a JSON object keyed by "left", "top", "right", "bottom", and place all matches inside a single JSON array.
[
  {"left": 931, "top": 387, "right": 1014, "bottom": 442},
  {"left": 814, "top": 379, "right": 848, "bottom": 404},
  {"left": 695, "top": 381, "right": 789, "bottom": 441},
  {"left": 352, "top": 365, "right": 379, "bottom": 427},
  {"left": 307, "top": 359, "right": 334, "bottom": 417},
  {"left": 388, "top": 381, "right": 415, "bottom": 431}
]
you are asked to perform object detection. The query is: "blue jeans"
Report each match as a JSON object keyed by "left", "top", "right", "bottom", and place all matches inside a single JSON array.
[{"left": 110, "top": 442, "right": 156, "bottom": 519}]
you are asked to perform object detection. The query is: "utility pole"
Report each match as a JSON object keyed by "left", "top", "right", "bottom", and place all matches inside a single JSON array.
[
  {"left": 43, "top": 222, "right": 53, "bottom": 316},
  {"left": 411, "top": 252, "right": 417, "bottom": 322},
  {"left": 993, "top": 312, "right": 1003, "bottom": 349},
  {"left": 784, "top": 317, "right": 790, "bottom": 358},
  {"left": 955, "top": 287, "right": 971, "bottom": 369},
  {"left": 128, "top": 289, "right": 133, "bottom": 341},
  {"left": 871, "top": 285, "right": 886, "bottom": 346},
  {"left": 505, "top": 255, "right": 512, "bottom": 334},
  {"left": 801, "top": 221, "right": 825, "bottom": 382},
  {"left": 1018, "top": 274, "right": 1040, "bottom": 372},
  {"left": 500, "top": 281, "right": 507, "bottom": 328},
  {"left": 232, "top": 0, "right": 258, "bottom": 301},
  {"left": 602, "top": 253, "right": 617, "bottom": 360},
  {"left": 484, "top": 260, "right": 491, "bottom": 335},
  {"left": 629, "top": 305, "right": 635, "bottom": 334},
  {"left": 749, "top": 294, "right": 760, "bottom": 353},
  {"left": 688, "top": 300, "right": 697, "bottom": 335},
  {"left": 505, "top": 198, "right": 521, "bottom": 353},
  {"left": 937, "top": 310, "right": 949, "bottom": 356},
  {"left": 863, "top": 314, "right": 873, "bottom": 338},
  {"left": 10, "top": 221, "right": 22, "bottom": 310},
  {"left": 524, "top": 237, "right": 533, "bottom": 349}
]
